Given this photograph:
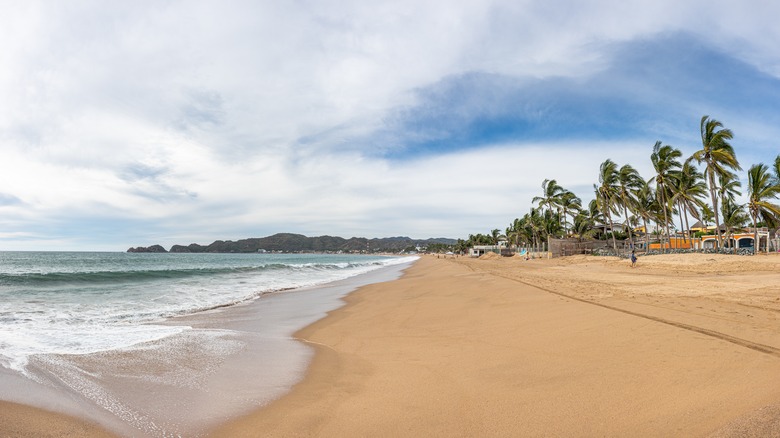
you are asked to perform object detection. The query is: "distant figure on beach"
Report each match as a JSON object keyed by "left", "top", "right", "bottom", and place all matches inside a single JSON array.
[{"left": 630, "top": 250, "right": 637, "bottom": 268}]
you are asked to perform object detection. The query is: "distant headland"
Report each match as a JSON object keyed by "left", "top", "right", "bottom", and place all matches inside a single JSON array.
[{"left": 127, "top": 233, "right": 456, "bottom": 254}]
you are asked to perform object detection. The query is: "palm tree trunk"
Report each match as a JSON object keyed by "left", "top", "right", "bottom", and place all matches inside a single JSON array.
[
  {"left": 606, "top": 211, "right": 618, "bottom": 254},
  {"left": 623, "top": 203, "right": 634, "bottom": 252},
  {"left": 683, "top": 204, "right": 692, "bottom": 248},
  {"left": 753, "top": 215, "right": 759, "bottom": 255},
  {"left": 709, "top": 171, "right": 723, "bottom": 250},
  {"left": 660, "top": 185, "right": 671, "bottom": 253},
  {"left": 677, "top": 200, "right": 687, "bottom": 244}
]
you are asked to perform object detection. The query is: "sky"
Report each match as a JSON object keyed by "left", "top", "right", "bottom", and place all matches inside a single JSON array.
[{"left": 1, "top": 0, "right": 780, "bottom": 251}]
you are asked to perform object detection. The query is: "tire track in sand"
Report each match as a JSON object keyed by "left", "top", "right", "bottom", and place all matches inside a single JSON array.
[{"left": 495, "top": 270, "right": 780, "bottom": 358}]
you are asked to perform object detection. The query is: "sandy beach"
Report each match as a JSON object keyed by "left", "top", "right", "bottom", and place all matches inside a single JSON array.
[
  {"left": 210, "top": 253, "right": 780, "bottom": 437},
  {"left": 4, "top": 253, "right": 780, "bottom": 437}
]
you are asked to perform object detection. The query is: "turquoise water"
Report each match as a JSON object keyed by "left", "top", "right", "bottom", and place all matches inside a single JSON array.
[{"left": 0, "top": 252, "right": 410, "bottom": 373}]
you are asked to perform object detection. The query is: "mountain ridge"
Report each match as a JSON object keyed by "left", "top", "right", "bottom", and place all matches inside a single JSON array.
[{"left": 127, "top": 233, "right": 457, "bottom": 253}]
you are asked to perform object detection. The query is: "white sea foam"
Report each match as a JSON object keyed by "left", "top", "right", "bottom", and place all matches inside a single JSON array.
[{"left": 0, "top": 252, "right": 416, "bottom": 375}]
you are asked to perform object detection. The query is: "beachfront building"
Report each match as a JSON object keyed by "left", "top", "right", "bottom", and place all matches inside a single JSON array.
[
  {"left": 700, "top": 228, "right": 770, "bottom": 251},
  {"left": 469, "top": 240, "right": 509, "bottom": 257}
]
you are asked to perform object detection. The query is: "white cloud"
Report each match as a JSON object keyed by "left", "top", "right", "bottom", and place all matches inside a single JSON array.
[{"left": 0, "top": 0, "right": 778, "bottom": 249}]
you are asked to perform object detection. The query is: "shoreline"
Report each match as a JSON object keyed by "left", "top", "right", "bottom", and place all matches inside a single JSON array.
[
  {"left": 0, "top": 258, "right": 416, "bottom": 437},
  {"left": 4, "top": 253, "right": 780, "bottom": 436}
]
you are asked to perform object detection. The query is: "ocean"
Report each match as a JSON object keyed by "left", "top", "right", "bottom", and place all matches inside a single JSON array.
[{"left": 0, "top": 251, "right": 416, "bottom": 436}]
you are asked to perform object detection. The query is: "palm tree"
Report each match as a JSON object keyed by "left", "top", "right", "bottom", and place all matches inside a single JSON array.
[
  {"left": 490, "top": 228, "right": 503, "bottom": 245},
  {"left": 671, "top": 162, "right": 707, "bottom": 244},
  {"left": 594, "top": 159, "right": 620, "bottom": 253},
  {"left": 587, "top": 199, "right": 606, "bottom": 230},
  {"left": 700, "top": 204, "right": 715, "bottom": 228},
  {"left": 746, "top": 163, "right": 780, "bottom": 253},
  {"left": 651, "top": 141, "right": 682, "bottom": 252},
  {"left": 542, "top": 209, "right": 563, "bottom": 243},
  {"left": 718, "top": 172, "right": 742, "bottom": 207},
  {"left": 773, "top": 154, "right": 780, "bottom": 184},
  {"left": 455, "top": 239, "right": 469, "bottom": 254},
  {"left": 506, "top": 218, "right": 524, "bottom": 249},
  {"left": 559, "top": 190, "right": 582, "bottom": 236},
  {"left": 721, "top": 199, "right": 749, "bottom": 252},
  {"left": 616, "top": 164, "right": 642, "bottom": 250},
  {"left": 524, "top": 208, "right": 545, "bottom": 253},
  {"left": 533, "top": 179, "right": 564, "bottom": 216},
  {"left": 632, "top": 179, "right": 656, "bottom": 252},
  {"left": 688, "top": 116, "right": 741, "bottom": 249},
  {"left": 572, "top": 212, "right": 595, "bottom": 242}
]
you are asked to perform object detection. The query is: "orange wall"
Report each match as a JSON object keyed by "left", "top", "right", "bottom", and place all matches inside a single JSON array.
[{"left": 648, "top": 238, "right": 694, "bottom": 250}]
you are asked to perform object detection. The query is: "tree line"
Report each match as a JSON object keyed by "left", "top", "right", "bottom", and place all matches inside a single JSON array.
[{"left": 460, "top": 116, "right": 780, "bottom": 255}]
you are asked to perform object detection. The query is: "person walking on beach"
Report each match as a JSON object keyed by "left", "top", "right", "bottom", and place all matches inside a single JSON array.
[{"left": 630, "top": 250, "right": 637, "bottom": 268}]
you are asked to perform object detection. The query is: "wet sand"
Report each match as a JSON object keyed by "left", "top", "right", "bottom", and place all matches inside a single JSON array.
[
  {"left": 0, "top": 401, "right": 115, "bottom": 438},
  {"left": 5, "top": 253, "right": 780, "bottom": 436}
]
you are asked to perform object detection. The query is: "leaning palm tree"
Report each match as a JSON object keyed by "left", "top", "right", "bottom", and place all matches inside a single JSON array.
[
  {"left": 632, "top": 179, "right": 656, "bottom": 252},
  {"left": 671, "top": 161, "right": 707, "bottom": 244},
  {"left": 651, "top": 141, "right": 682, "bottom": 252},
  {"left": 595, "top": 159, "right": 620, "bottom": 253},
  {"left": 718, "top": 172, "right": 743, "bottom": 207},
  {"left": 616, "top": 164, "right": 642, "bottom": 249},
  {"left": 688, "top": 116, "right": 741, "bottom": 250},
  {"left": 746, "top": 163, "right": 780, "bottom": 253},
  {"left": 559, "top": 190, "right": 582, "bottom": 236}
]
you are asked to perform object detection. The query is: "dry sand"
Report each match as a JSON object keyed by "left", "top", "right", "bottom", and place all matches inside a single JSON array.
[
  {"left": 211, "top": 253, "right": 780, "bottom": 437},
  {"left": 4, "top": 253, "right": 780, "bottom": 437}
]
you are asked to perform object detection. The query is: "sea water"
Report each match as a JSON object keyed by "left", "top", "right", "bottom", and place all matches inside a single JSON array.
[{"left": 0, "top": 251, "right": 415, "bottom": 436}]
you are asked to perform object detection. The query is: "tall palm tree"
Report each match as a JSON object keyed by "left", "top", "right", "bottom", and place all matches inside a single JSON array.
[
  {"left": 632, "top": 179, "right": 656, "bottom": 251},
  {"left": 671, "top": 162, "right": 707, "bottom": 244},
  {"left": 616, "top": 164, "right": 642, "bottom": 250},
  {"left": 718, "top": 172, "right": 743, "bottom": 207},
  {"left": 594, "top": 159, "right": 620, "bottom": 253},
  {"left": 746, "top": 163, "right": 780, "bottom": 253},
  {"left": 688, "top": 116, "right": 741, "bottom": 249},
  {"left": 559, "top": 190, "right": 582, "bottom": 236},
  {"left": 651, "top": 141, "right": 682, "bottom": 252}
]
